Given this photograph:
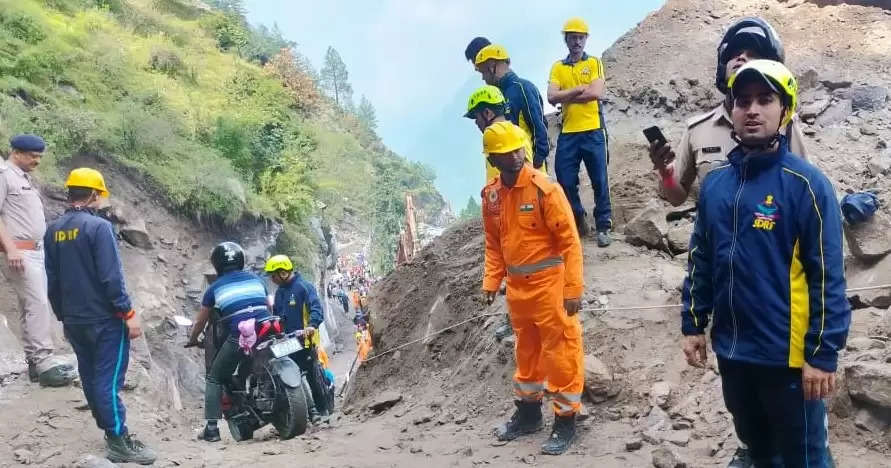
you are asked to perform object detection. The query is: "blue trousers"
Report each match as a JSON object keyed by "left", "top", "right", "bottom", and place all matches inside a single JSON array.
[
  {"left": 718, "top": 358, "right": 831, "bottom": 468},
  {"left": 555, "top": 129, "right": 612, "bottom": 231},
  {"left": 65, "top": 320, "right": 130, "bottom": 437}
]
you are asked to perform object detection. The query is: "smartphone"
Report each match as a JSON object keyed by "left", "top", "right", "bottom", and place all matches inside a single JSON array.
[{"left": 643, "top": 126, "right": 667, "bottom": 146}]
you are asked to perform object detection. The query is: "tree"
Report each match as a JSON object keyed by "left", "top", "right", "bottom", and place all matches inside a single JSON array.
[
  {"left": 264, "top": 48, "right": 321, "bottom": 114},
  {"left": 319, "top": 46, "right": 353, "bottom": 110},
  {"left": 206, "top": 0, "right": 246, "bottom": 15},
  {"left": 357, "top": 95, "right": 377, "bottom": 131},
  {"left": 458, "top": 196, "right": 481, "bottom": 220}
]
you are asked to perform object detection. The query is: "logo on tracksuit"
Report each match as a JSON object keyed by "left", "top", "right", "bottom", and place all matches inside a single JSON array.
[{"left": 753, "top": 195, "right": 779, "bottom": 231}]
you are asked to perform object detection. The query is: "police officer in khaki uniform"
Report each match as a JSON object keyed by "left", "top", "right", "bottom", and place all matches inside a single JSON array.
[
  {"left": 0, "top": 134, "right": 74, "bottom": 386},
  {"left": 650, "top": 18, "right": 808, "bottom": 209}
]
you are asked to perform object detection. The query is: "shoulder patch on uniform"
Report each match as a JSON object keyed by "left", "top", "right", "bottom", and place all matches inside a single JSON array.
[
  {"left": 530, "top": 174, "right": 557, "bottom": 194},
  {"left": 686, "top": 109, "right": 716, "bottom": 129}
]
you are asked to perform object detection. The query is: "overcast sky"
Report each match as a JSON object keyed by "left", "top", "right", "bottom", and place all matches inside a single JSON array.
[{"left": 245, "top": 0, "right": 665, "bottom": 208}]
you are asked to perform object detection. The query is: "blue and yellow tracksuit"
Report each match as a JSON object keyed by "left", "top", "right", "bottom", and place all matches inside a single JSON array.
[
  {"left": 273, "top": 273, "right": 329, "bottom": 413},
  {"left": 498, "top": 71, "right": 550, "bottom": 168},
  {"left": 549, "top": 54, "right": 611, "bottom": 230},
  {"left": 682, "top": 138, "right": 849, "bottom": 467},
  {"left": 44, "top": 208, "right": 133, "bottom": 437}
]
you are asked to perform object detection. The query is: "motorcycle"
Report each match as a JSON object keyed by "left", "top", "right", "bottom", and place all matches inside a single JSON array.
[{"left": 201, "top": 314, "right": 310, "bottom": 441}]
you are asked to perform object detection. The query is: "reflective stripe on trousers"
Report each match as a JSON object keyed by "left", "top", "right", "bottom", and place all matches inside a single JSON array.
[
  {"left": 553, "top": 392, "right": 582, "bottom": 416},
  {"left": 506, "top": 256, "right": 563, "bottom": 276},
  {"left": 514, "top": 380, "right": 545, "bottom": 401}
]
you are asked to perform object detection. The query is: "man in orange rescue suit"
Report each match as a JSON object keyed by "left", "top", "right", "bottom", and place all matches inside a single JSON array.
[{"left": 480, "top": 121, "right": 584, "bottom": 456}]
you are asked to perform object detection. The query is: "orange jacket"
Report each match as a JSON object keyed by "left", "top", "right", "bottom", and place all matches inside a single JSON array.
[{"left": 481, "top": 165, "right": 584, "bottom": 299}]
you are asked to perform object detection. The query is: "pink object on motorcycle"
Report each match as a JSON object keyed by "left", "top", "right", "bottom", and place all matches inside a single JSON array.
[{"left": 238, "top": 318, "right": 257, "bottom": 354}]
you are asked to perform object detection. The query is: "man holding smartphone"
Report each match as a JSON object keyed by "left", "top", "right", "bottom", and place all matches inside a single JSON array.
[{"left": 650, "top": 17, "right": 808, "bottom": 208}]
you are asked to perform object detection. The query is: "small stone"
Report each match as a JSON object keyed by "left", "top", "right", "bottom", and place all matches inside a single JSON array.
[
  {"left": 665, "top": 430, "right": 691, "bottom": 447},
  {"left": 454, "top": 413, "right": 468, "bottom": 425},
  {"left": 410, "top": 447, "right": 423, "bottom": 454},
  {"left": 522, "top": 454, "right": 536, "bottom": 464},
  {"left": 650, "top": 381, "right": 672, "bottom": 409},
  {"left": 75, "top": 455, "right": 118, "bottom": 468},
  {"left": 803, "top": 126, "right": 817, "bottom": 136},
  {"left": 120, "top": 219, "right": 152, "bottom": 249},
  {"left": 262, "top": 448, "right": 282, "bottom": 455},
  {"left": 625, "top": 200, "right": 668, "bottom": 250},
  {"left": 13, "top": 449, "right": 34, "bottom": 465},
  {"left": 672, "top": 421, "right": 692, "bottom": 430},
  {"left": 413, "top": 414, "right": 433, "bottom": 425},
  {"left": 584, "top": 354, "right": 619, "bottom": 403},
  {"left": 156, "top": 254, "right": 167, "bottom": 264},
  {"left": 860, "top": 124, "right": 878, "bottom": 136},
  {"left": 626, "top": 439, "right": 644, "bottom": 451},
  {"left": 867, "top": 152, "right": 891, "bottom": 177},
  {"left": 816, "top": 99, "right": 852, "bottom": 127}
]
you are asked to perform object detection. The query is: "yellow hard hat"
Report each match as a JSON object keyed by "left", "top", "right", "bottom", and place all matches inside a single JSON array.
[
  {"left": 482, "top": 121, "right": 527, "bottom": 156},
  {"left": 264, "top": 254, "right": 293, "bottom": 273},
  {"left": 64, "top": 168, "right": 109, "bottom": 198},
  {"left": 474, "top": 44, "right": 509, "bottom": 65},
  {"left": 562, "top": 17, "right": 589, "bottom": 35},
  {"left": 465, "top": 85, "right": 506, "bottom": 118},
  {"left": 728, "top": 59, "right": 798, "bottom": 127}
]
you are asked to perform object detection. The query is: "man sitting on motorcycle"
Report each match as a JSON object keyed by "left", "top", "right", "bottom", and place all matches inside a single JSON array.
[
  {"left": 265, "top": 255, "right": 331, "bottom": 418},
  {"left": 187, "top": 242, "right": 271, "bottom": 443}
]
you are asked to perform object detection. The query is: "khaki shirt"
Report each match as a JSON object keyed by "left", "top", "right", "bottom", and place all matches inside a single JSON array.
[
  {"left": 0, "top": 160, "right": 46, "bottom": 241},
  {"left": 673, "top": 104, "right": 808, "bottom": 199}
]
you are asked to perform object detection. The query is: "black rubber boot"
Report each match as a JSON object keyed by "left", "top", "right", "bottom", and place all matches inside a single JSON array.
[
  {"left": 105, "top": 433, "right": 157, "bottom": 465},
  {"left": 200, "top": 422, "right": 221, "bottom": 442},
  {"left": 541, "top": 413, "right": 576, "bottom": 455},
  {"left": 494, "top": 314, "right": 513, "bottom": 341},
  {"left": 495, "top": 400, "right": 544, "bottom": 441},
  {"left": 574, "top": 213, "right": 590, "bottom": 237}
]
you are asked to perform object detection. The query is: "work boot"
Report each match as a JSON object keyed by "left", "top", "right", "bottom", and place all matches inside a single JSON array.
[
  {"left": 38, "top": 364, "right": 77, "bottom": 387},
  {"left": 105, "top": 433, "right": 157, "bottom": 465},
  {"left": 200, "top": 422, "right": 221, "bottom": 442},
  {"left": 540, "top": 413, "right": 576, "bottom": 456},
  {"left": 596, "top": 230, "right": 612, "bottom": 248},
  {"left": 494, "top": 314, "right": 513, "bottom": 341},
  {"left": 574, "top": 213, "right": 590, "bottom": 237},
  {"left": 495, "top": 400, "right": 543, "bottom": 441},
  {"left": 726, "top": 447, "right": 752, "bottom": 468}
]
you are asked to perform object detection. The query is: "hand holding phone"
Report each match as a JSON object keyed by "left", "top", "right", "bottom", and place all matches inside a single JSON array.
[{"left": 643, "top": 126, "right": 674, "bottom": 170}]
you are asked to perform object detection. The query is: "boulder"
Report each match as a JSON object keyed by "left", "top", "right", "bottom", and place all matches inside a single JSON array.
[
  {"left": 652, "top": 446, "right": 685, "bottom": 468},
  {"left": 853, "top": 407, "right": 890, "bottom": 433},
  {"left": 584, "top": 354, "right": 619, "bottom": 402},
  {"left": 75, "top": 455, "right": 119, "bottom": 468},
  {"left": 625, "top": 200, "right": 668, "bottom": 250},
  {"left": 816, "top": 99, "right": 852, "bottom": 127},
  {"left": 120, "top": 219, "right": 152, "bottom": 249},
  {"left": 847, "top": 255, "right": 891, "bottom": 309},
  {"left": 650, "top": 381, "right": 672, "bottom": 409},
  {"left": 867, "top": 152, "right": 891, "bottom": 177},
  {"left": 835, "top": 86, "right": 888, "bottom": 112},
  {"left": 666, "top": 221, "right": 694, "bottom": 254},
  {"left": 845, "top": 362, "right": 891, "bottom": 409},
  {"left": 799, "top": 97, "right": 831, "bottom": 120},
  {"left": 846, "top": 337, "right": 884, "bottom": 352},
  {"left": 844, "top": 211, "right": 891, "bottom": 261}
]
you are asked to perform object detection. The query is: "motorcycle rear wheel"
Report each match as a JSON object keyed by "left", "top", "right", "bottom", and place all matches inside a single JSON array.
[{"left": 272, "top": 378, "right": 308, "bottom": 439}]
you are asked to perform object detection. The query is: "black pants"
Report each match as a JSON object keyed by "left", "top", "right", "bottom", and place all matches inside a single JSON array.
[
  {"left": 291, "top": 348, "right": 328, "bottom": 414},
  {"left": 718, "top": 358, "right": 830, "bottom": 468},
  {"left": 205, "top": 338, "right": 245, "bottom": 420}
]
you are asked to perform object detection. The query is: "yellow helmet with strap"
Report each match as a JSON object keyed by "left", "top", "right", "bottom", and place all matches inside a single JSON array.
[
  {"left": 264, "top": 254, "right": 293, "bottom": 273},
  {"left": 728, "top": 59, "right": 798, "bottom": 127},
  {"left": 65, "top": 168, "right": 109, "bottom": 198}
]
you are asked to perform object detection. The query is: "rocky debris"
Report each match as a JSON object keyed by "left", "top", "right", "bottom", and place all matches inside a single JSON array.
[
  {"left": 867, "top": 151, "right": 891, "bottom": 176},
  {"left": 847, "top": 255, "right": 891, "bottom": 309},
  {"left": 0, "top": 315, "right": 26, "bottom": 382},
  {"left": 664, "top": 430, "right": 691, "bottom": 447},
  {"left": 584, "top": 354, "right": 619, "bottom": 403},
  {"left": 845, "top": 362, "right": 891, "bottom": 409},
  {"left": 650, "top": 381, "right": 673, "bottom": 409},
  {"left": 368, "top": 391, "right": 403, "bottom": 413},
  {"left": 799, "top": 97, "right": 831, "bottom": 121},
  {"left": 846, "top": 337, "right": 885, "bottom": 352},
  {"left": 816, "top": 99, "right": 852, "bottom": 127},
  {"left": 626, "top": 438, "right": 644, "bottom": 451},
  {"left": 652, "top": 446, "right": 685, "bottom": 468},
  {"left": 625, "top": 200, "right": 668, "bottom": 250},
  {"left": 844, "top": 211, "right": 891, "bottom": 261},
  {"left": 835, "top": 86, "right": 888, "bottom": 112},
  {"left": 120, "top": 219, "right": 152, "bottom": 249},
  {"left": 666, "top": 221, "right": 694, "bottom": 254},
  {"left": 13, "top": 448, "right": 34, "bottom": 464},
  {"left": 75, "top": 455, "right": 119, "bottom": 468},
  {"left": 853, "top": 406, "right": 890, "bottom": 433},
  {"left": 413, "top": 413, "right": 434, "bottom": 425}
]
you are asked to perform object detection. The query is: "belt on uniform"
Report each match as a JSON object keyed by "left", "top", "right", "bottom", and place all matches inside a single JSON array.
[
  {"left": 0, "top": 239, "right": 42, "bottom": 252},
  {"left": 220, "top": 305, "right": 268, "bottom": 322},
  {"left": 506, "top": 256, "right": 563, "bottom": 276}
]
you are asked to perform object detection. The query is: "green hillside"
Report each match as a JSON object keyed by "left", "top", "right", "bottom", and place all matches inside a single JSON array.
[{"left": 0, "top": 0, "right": 444, "bottom": 273}]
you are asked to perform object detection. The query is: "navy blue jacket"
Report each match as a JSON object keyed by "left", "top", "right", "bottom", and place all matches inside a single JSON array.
[
  {"left": 498, "top": 71, "right": 550, "bottom": 167},
  {"left": 44, "top": 208, "right": 132, "bottom": 324},
  {"left": 273, "top": 273, "right": 324, "bottom": 333},
  {"left": 682, "top": 137, "right": 850, "bottom": 372}
]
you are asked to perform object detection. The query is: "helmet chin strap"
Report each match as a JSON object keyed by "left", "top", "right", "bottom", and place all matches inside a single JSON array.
[{"left": 731, "top": 108, "right": 786, "bottom": 153}]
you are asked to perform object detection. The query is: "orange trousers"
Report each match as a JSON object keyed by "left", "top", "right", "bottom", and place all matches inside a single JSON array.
[{"left": 506, "top": 264, "right": 584, "bottom": 416}]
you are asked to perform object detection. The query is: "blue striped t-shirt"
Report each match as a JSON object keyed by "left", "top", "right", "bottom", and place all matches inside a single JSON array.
[{"left": 202, "top": 270, "right": 270, "bottom": 335}]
